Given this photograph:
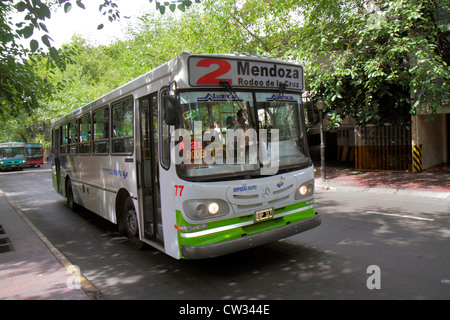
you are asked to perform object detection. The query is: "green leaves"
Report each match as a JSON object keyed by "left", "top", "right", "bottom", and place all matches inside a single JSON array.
[
  {"left": 287, "top": 0, "right": 449, "bottom": 126},
  {"left": 152, "top": 0, "right": 196, "bottom": 14},
  {"left": 30, "top": 39, "right": 39, "bottom": 52},
  {"left": 76, "top": 0, "right": 86, "bottom": 10},
  {"left": 14, "top": 0, "right": 54, "bottom": 51},
  {"left": 0, "top": 0, "right": 82, "bottom": 123},
  {"left": 64, "top": 3, "right": 72, "bottom": 13},
  {"left": 21, "top": 25, "right": 34, "bottom": 39},
  {"left": 2, "top": 0, "right": 199, "bottom": 125},
  {"left": 41, "top": 34, "right": 52, "bottom": 48}
]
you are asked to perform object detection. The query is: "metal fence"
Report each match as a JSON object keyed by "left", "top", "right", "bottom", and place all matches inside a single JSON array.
[{"left": 355, "top": 125, "right": 412, "bottom": 171}]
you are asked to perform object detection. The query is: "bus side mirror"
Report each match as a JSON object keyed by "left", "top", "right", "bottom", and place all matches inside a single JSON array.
[
  {"left": 164, "top": 94, "right": 178, "bottom": 125},
  {"left": 164, "top": 81, "right": 178, "bottom": 126}
]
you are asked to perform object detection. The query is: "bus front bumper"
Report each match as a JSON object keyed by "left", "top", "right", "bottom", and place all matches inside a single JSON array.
[
  {"left": 180, "top": 213, "right": 321, "bottom": 259},
  {"left": 0, "top": 162, "right": 26, "bottom": 170}
]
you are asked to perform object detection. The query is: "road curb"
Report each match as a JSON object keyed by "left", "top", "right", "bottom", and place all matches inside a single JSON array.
[{"left": 0, "top": 189, "right": 103, "bottom": 300}]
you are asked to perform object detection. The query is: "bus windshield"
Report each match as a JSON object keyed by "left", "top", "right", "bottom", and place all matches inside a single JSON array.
[
  {"left": 0, "top": 147, "right": 25, "bottom": 160},
  {"left": 175, "top": 90, "right": 311, "bottom": 181},
  {"left": 27, "top": 147, "right": 43, "bottom": 158}
]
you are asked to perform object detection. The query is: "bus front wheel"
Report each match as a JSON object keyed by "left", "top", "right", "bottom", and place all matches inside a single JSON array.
[{"left": 123, "top": 198, "right": 144, "bottom": 250}]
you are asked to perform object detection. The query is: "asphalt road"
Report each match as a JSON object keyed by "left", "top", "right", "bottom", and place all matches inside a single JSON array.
[{"left": 1, "top": 164, "right": 449, "bottom": 300}]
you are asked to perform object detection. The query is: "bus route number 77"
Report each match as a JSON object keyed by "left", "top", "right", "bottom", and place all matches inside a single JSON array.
[{"left": 175, "top": 185, "right": 184, "bottom": 197}]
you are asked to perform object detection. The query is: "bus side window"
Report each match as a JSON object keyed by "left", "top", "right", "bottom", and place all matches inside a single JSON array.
[
  {"left": 60, "top": 124, "right": 67, "bottom": 154},
  {"left": 68, "top": 120, "right": 78, "bottom": 154},
  {"left": 79, "top": 113, "right": 91, "bottom": 154},
  {"left": 93, "top": 106, "right": 109, "bottom": 154},
  {"left": 112, "top": 97, "right": 134, "bottom": 154}
]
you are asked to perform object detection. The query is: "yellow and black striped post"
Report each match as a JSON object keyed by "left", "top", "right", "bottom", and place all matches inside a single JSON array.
[{"left": 412, "top": 144, "right": 422, "bottom": 173}]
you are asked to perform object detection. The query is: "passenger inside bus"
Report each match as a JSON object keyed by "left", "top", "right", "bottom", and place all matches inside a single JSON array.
[{"left": 233, "top": 109, "right": 252, "bottom": 131}]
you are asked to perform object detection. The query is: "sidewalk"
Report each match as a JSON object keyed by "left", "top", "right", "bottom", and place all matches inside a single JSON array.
[
  {"left": 314, "top": 164, "right": 450, "bottom": 200},
  {"left": 0, "top": 189, "right": 99, "bottom": 300}
]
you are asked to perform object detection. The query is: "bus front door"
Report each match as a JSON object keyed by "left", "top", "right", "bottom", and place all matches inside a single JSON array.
[{"left": 138, "top": 94, "right": 164, "bottom": 246}]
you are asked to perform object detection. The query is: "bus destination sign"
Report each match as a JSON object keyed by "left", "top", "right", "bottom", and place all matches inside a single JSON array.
[{"left": 188, "top": 56, "right": 304, "bottom": 91}]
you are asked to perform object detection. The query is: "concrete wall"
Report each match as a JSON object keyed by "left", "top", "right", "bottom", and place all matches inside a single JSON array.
[{"left": 412, "top": 112, "right": 448, "bottom": 169}]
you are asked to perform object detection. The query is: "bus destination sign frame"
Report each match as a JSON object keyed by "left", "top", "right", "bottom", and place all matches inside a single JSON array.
[{"left": 188, "top": 56, "right": 304, "bottom": 91}]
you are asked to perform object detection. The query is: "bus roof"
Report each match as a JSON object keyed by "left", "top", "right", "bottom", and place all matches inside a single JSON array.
[
  {"left": 25, "top": 143, "right": 42, "bottom": 148},
  {"left": 51, "top": 52, "right": 304, "bottom": 126},
  {"left": 0, "top": 142, "right": 25, "bottom": 148}
]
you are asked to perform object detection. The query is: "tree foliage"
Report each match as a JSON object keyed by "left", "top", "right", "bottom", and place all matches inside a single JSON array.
[
  {"left": 294, "top": 0, "right": 450, "bottom": 127},
  {"left": 1, "top": 0, "right": 449, "bottom": 144},
  {"left": 35, "top": 5, "right": 253, "bottom": 119},
  {"left": 0, "top": 0, "right": 197, "bottom": 124},
  {"left": 202, "top": 0, "right": 449, "bottom": 127},
  {"left": 1, "top": 1, "right": 50, "bottom": 119}
]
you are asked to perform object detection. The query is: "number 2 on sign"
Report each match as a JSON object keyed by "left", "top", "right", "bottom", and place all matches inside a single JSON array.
[
  {"left": 175, "top": 185, "right": 184, "bottom": 196},
  {"left": 196, "top": 59, "right": 232, "bottom": 85}
]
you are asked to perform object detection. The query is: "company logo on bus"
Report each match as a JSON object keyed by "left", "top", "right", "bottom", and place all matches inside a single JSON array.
[
  {"left": 266, "top": 94, "right": 295, "bottom": 102},
  {"left": 233, "top": 185, "right": 257, "bottom": 193},
  {"left": 198, "top": 93, "right": 242, "bottom": 102},
  {"left": 103, "top": 168, "right": 128, "bottom": 179}
]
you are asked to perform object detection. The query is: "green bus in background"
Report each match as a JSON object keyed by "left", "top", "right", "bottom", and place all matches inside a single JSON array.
[{"left": 0, "top": 142, "right": 27, "bottom": 171}]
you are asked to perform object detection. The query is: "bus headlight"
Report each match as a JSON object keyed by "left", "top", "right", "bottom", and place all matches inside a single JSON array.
[
  {"left": 183, "top": 199, "right": 229, "bottom": 221},
  {"left": 196, "top": 204, "right": 207, "bottom": 217},
  {"left": 295, "top": 180, "right": 314, "bottom": 200},
  {"left": 208, "top": 202, "right": 220, "bottom": 215},
  {"left": 299, "top": 185, "right": 308, "bottom": 196}
]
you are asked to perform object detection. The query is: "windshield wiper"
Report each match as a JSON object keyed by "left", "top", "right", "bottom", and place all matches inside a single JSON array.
[
  {"left": 276, "top": 82, "right": 288, "bottom": 106},
  {"left": 219, "top": 80, "right": 256, "bottom": 127},
  {"left": 219, "top": 80, "right": 245, "bottom": 110}
]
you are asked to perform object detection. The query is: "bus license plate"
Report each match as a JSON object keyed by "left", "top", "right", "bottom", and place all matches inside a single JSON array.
[{"left": 255, "top": 208, "right": 273, "bottom": 222}]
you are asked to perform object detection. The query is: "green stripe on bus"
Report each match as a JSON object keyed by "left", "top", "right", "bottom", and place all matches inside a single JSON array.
[{"left": 176, "top": 200, "right": 315, "bottom": 247}]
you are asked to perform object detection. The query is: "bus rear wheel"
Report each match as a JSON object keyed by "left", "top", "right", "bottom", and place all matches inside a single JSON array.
[
  {"left": 123, "top": 198, "right": 144, "bottom": 250},
  {"left": 66, "top": 180, "right": 78, "bottom": 211}
]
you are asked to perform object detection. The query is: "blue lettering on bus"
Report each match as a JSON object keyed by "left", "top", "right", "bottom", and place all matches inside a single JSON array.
[
  {"left": 233, "top": 185, "right": 257, "bottom": 193},
  {"left": 103, "top": 168, "right": 128, "bottom": 179}
]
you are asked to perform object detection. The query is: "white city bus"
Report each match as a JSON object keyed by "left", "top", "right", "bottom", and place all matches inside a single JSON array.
[{"left": 51, "top": 52, "right": 321, "bottom": 259}]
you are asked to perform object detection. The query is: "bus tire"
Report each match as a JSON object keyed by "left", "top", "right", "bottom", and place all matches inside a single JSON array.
[
  {"left": 123, "top": 197, "right": 144, "bottom": 250},
  {"left": 66, "top": 180, "right": 79, "bottom": 211}
]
